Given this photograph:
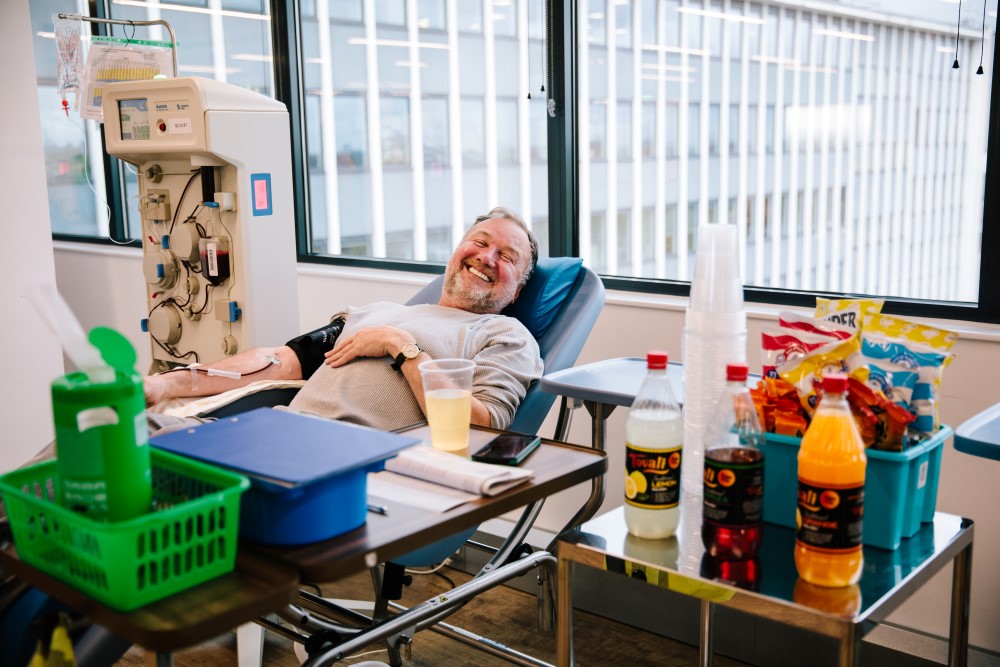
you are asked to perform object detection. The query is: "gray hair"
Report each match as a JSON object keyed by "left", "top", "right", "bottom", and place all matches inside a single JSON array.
[{"left": 472, "top": 207, "right": 539, "bottom": 286}]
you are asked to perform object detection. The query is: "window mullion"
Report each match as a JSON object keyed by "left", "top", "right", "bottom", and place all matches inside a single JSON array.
[
  {"left": 271, "top": 0, "right": 310, "bottom": 258},
  {"left": 546, "top": 0, "right": 578, "bottom": 258}
]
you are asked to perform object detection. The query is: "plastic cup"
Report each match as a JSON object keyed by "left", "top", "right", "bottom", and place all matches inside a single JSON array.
[
  {"left": 689, "top": 224, "right": 743, "bottom": 314},
  {"left": 419, "top": 359, "right": 475, "bottom": 452}
]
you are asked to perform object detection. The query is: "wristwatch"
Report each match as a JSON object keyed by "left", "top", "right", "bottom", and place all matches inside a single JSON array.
[{"left": 391, "top": 342, "right": 423, "bottom": 371}]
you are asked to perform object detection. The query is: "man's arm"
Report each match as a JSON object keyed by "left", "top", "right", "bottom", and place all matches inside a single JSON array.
[
  {"left": 144, "top": 345, "right": 303, "bottom": 406},
  {"left": 322, "top": 326, "right": 493, "bottom": 427}
]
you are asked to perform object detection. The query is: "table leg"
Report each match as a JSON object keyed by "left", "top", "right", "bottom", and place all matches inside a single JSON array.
[
  {"left": 837, "top": 624, "right": 859, "bottom": 667},
  {"left": 557, "top": 557, "right": 574, "bottom": 667},
  {"left": 554, "top": 396, "right": 578, "bottom": 442},
  {"left": 949, "top": 541, "right": 973, "bottom": 667},
  {"left": 699, "top": 600, "right": 714, "bottom": 667},
  {"left": 237, "top": 622, "right": 265, "bottom": 667},
  {"left": 583, "top": 400, "right": 615, "bottom": 454},
  {"left": 560, "top": 402, "right": 614, "bottom": 531},
  {"left": 144, "top": 651, "right": 173, "bottom": 667}
]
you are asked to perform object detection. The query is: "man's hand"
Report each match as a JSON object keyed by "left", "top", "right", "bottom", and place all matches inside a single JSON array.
[
  {"left": 323, "top": 326, "right": 414, "bottom": 368},
  {"left": 143, "top": 374, "right": 170, "bottom": 407}
]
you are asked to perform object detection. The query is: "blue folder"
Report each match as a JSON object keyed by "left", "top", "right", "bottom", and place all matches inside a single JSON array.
[{"left": 151, "top": 407, "right": 420, "bottom": 490}]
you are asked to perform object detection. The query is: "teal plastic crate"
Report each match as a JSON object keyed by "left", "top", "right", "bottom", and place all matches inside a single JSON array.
[{"left": 760, "top": 424, "right": 949, "bottom": 550}]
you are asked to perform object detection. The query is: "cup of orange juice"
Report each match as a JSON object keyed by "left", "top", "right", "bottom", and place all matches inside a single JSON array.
[{"left": 419, "top": 359, "right": 475, "bottom": 452}]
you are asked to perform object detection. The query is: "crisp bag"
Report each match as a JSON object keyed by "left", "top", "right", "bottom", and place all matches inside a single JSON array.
[
  {"left": 778, "top": 332, "right": 868, "bottom": 415},
  {"left": 761, "top": 328, "right": 843, "bottom": 379},
  {"left": 814, "top": 298, "right": 884, "bottom": 329},
  {"left": 777, "top": 310, "right": 855, "bottom": 340},
  {"left": 861, "top": 333, "right": 954, "bottom": 436},
  {"left": 861, "top": 313, "right": 957, "bottom": 436}
]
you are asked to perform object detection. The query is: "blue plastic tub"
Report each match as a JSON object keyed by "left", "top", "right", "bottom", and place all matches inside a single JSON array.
[
  {"left": 152, "top": 408, "right": 420, "bottom": 545},
  {"left": 760, "top": 424, "right": 950, "bottom": 550},
  {"left": 237, "top": 462, "right": 381, "bottom": 545}
]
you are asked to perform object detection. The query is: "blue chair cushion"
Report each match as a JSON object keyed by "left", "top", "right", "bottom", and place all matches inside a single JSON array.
[{"left": 502, "top": 257, "right": 583, "bottom": 339}]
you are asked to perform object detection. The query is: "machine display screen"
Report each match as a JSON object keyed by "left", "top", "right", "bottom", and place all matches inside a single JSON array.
[{"left": 118, "top": 98, "right": 150, "bottom": 141}]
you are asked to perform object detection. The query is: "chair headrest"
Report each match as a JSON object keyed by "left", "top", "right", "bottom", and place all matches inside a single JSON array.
[{"left": 501, "top": 257, "right": 583, "bottom": 339}]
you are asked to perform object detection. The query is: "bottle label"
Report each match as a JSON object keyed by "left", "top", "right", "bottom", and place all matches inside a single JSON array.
[
  {"left": 625, "top": 443, "right": 682, "bottom": 509},
  {"left": 703, "top": 452, "right": 763, "bottom": 526},
  {"left": 796, "top": 478, "right": 864, "bottom": 553}
]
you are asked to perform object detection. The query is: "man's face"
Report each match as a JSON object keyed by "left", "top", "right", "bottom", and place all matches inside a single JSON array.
[{"left": 440, "top": 217, "right": 532, "bottom": 314}]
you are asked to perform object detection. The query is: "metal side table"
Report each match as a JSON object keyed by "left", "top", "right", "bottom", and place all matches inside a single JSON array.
[{"left": 556, "top": 508, "right": 973, "bottom": 667}]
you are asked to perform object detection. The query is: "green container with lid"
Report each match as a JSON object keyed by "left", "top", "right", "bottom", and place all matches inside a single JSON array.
[{"left": 51, "top": 328, "right": 152, "bottom": 521}]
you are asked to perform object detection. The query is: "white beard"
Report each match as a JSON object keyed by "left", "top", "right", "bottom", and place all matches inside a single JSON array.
[{"left": 443, "top": 267, "right": 518, "bottom": 313}]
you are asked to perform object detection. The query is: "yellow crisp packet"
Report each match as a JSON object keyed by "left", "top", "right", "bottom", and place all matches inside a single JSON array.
[
  {"left": 814, "top": 298, "right": 884, "bottom": 329},
  {"left": 861, "top": 312, "right": 958, "bottom": 351},
  {"left": 778, "top": 333, "right": 869, "bottom": 415}
]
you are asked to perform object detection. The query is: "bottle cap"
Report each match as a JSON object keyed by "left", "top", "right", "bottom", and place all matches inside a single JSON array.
[
  {"left": 726, "top": 362, "right": 749, "bottom": 382},
  {"left": 822, "top": 373, "right": 848, "bottom": 393},
  {"left": 646, "top": 351, "right": 668, "bottom": 369}
]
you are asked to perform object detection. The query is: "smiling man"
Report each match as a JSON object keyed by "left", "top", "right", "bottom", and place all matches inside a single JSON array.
[{"left": 143, "top": 207, "right": 544, "bottom": 432}]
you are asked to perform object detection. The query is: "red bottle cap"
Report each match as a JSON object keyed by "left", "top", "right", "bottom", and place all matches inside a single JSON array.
[
  {"left": 822, "top": 373, "right": 848, "bottom": 393},
  {"left": 726, "top": 363, "right": 749, "bottom": 382},
  {"left": 647, "top": 351, "right": 668, "bottom": 369}
]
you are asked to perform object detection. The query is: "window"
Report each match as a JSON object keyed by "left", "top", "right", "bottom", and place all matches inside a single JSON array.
[
  {"left": 31, "top": 0, "right": 1000, "bottom": 321},
  {"left": 380, "top": 96, "right": 411, "bottom": 167},
  {"left": 575, "top": 0, "right": 993, "bottom": 311}
]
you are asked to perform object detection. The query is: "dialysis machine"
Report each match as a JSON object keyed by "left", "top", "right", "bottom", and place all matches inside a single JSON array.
[{"left": 101, "top": 77, "right": 299, "bottom": 372}]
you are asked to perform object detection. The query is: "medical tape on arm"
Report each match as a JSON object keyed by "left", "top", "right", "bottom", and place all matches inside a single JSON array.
[{"left": 187, "top": 363, "right": 200, "bottom": 391}]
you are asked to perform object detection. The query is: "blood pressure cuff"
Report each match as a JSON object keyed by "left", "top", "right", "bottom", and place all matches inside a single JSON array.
[{"left": 285, "top": 316, "right": 345, "bottom": 380}]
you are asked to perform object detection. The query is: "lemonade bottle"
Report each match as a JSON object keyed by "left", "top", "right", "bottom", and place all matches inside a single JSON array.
[
  {"left": 624, "top": 351, "right": 683, "bottom": 539},
  {"left": 794, "top": 374, "right": 866, "bottom": 587}
]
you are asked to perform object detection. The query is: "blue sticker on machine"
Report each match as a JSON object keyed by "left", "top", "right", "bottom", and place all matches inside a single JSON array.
[{"left": 250, "top": 173, "right": 272, "bottom": 216}]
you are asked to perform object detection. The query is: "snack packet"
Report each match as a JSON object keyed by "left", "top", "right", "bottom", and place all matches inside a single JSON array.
[
  {"left": 861, "top": 312, "right": 959, "bottom": 351},
  {"left": 845, "top": 377, "right": 916, "bottom": 451},
  {"left": 751, "top": 377, "right": 808, "bottom": 435},
  {"left": 777, "top": 310, "right": 855, "bottom": 340},
  {"left": 761, "top": 328, "right": 843, "bottom": 379},
  {"left": 778, "top": 333, "right": 869, "bottom": 414},
  {"left": 861, "top": 333, "right": 954, "bottom": 436},
  {"left": 863, "top": 359, "right": 919, "bottom": 411},
  {"left": 814, "top": 298, "right": 884, "bottom": 329}
]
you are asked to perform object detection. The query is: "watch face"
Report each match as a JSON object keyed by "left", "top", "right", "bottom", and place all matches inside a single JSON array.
[{"left": 402, "top": 343, "right": 420, "bottom": 359}]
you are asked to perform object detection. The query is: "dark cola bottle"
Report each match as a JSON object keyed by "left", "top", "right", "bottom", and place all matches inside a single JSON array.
[{"left": 702, "top": 363, "right": 764, "bottom": 561}]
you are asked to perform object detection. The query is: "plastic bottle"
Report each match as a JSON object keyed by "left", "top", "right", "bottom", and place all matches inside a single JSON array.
[
  {"left": 702, "top": 362, "right": 765, "bottom": 560},
  {"left": 793, "top": 579, "right": 862, "bottom": 616},
  {"left": 700, "top": 553, "right": 761, "bottom": 591},
  {"left": 51, "top": 330, "right": 152, "bottom": 522},
  {"left": 624, "top": 351, "right": 683, "bottom": 539},
  {"left": 794, "top": 374, "right": 866, "bottom": 587}
]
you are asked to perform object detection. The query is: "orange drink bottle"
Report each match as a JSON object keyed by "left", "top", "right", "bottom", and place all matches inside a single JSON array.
[{"left": 794, "top": 374, "right": 866, "bottom": 587}]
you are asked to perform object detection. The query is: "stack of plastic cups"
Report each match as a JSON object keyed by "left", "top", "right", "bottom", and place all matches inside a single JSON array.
[{"left": 678, "top": 224, "right": 747, "bottom": 574}]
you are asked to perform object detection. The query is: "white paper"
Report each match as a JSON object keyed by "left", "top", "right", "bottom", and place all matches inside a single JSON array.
[
  {"left": 367, "top": 471, "right": 477, "bottom": 512},
  {"left": 384, "top": 445, "right": 533, "bottom": 496}
]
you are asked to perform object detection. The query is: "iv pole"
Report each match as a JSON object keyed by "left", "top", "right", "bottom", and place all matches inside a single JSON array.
[{"left": 56, "top": 13, "right": 178, "bottom": 77}]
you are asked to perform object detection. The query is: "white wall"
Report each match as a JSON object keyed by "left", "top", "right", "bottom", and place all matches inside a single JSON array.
[
  {"left": 0, "top": 1, "right": 63, "bottom": 472},
  {"left": 51, "top": 244, "right": 1000, "bottom": 652}
]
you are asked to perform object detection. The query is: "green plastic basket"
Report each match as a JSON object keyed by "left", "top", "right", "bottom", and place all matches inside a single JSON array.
[{"left": 0, "top": 448, "right": 249, "bottom": 611}]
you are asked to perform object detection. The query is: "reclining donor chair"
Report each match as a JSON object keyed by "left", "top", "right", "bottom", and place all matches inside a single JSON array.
[{"left": 227, "top": 257, "right": 605, "bottom": 666}]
